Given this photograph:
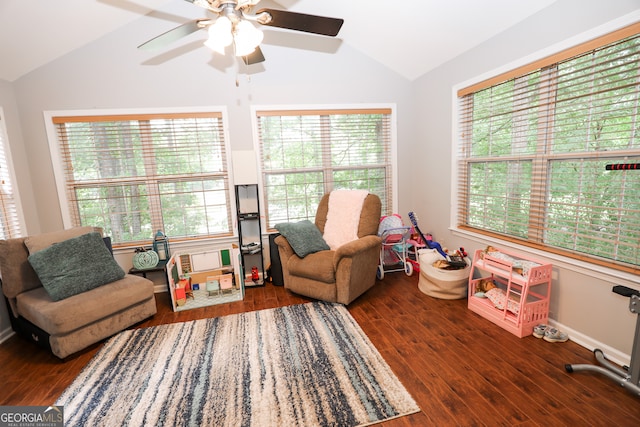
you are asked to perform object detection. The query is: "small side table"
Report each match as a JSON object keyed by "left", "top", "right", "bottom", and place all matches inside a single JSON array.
[{"left": 129, "top": 260, "right": 169, "bottom": 286}]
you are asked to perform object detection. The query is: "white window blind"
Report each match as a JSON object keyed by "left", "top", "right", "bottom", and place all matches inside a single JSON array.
[
  {"left": 256, "top": 108, "right": 393, "bottom": 228},
  {"left": 0, "top": 112, "right": 23, "bottom": 239},
  {"left": 457, "top": 24, "right": 640, "bottom": 273},
  {"left": 52, "top": 112, "right": 232, "bottom": 245}
]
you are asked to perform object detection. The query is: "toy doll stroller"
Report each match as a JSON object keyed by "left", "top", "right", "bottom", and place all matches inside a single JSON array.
[{"left": 376, "top": 214, "right": 414, "bottom": 279}]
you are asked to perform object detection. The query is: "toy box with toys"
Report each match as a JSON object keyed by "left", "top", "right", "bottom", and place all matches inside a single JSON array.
[
  {"left": 417, "top": 248, "right": 471, "bottom": 300},
  {"left": 467, "top": 246, "right": 552, "bottom": 337}
]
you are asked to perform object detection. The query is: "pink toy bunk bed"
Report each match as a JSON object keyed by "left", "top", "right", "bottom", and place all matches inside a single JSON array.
[{"left": 467, "top": 247, "right": 552, "bottom": 338}]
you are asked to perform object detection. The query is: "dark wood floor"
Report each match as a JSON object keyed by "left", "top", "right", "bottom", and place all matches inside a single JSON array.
[{"left": 1, "top": 273, "right": 639, "bottom": 426}]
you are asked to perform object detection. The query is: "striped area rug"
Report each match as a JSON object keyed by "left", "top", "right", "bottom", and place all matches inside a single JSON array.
[{"left": 56, "top": 301, "right": 420, "bottom": 426}]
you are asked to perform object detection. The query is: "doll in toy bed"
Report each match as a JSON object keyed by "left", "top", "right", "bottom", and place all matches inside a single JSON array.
[
  {"left": 474, "top": 277, "right": 521, "bottom": 315},
  {"left": 481, "top": 246, "right": 539, "bottom": 277}
]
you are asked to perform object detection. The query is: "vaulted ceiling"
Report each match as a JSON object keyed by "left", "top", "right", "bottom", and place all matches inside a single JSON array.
[{"left": 0, "top": 0, "right": 557, "bottom": 82}]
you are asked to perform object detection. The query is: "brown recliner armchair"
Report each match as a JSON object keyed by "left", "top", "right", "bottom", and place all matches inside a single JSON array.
[{"left": 275, "top": 192, "right": 382, "bottom": 305}]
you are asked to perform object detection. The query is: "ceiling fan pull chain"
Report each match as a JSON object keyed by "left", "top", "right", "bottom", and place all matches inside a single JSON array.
[{"left": 235, "top": 56, "right": 241, "bottom": 87}]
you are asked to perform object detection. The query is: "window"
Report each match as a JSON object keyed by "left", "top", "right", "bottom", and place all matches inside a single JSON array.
[
  {"left": 255, "top": 107, "right": 394, "bottom": 228},
  {"left": 50, "top": 111, "right": 232, "bottom": 245},
  {"left": 0, "top": 110, "right": 23, "bottom": 239},
  {"left": 457, "top": 24, "right": 640, "bottom": 273}
]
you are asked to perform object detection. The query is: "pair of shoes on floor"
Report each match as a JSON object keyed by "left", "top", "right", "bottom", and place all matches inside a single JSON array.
[
  {"left": 533, "top": 324, "right": 569, "bottom": 343},
  {"left": 533, "top": 324, "right": 549, "bottom": 338}
]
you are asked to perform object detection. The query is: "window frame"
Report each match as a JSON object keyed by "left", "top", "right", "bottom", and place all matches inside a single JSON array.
[
  {"left": 0, "top": 108, "right": 26, "bottom": 239},
  {"left": 452, "top": 20, "right": 640, "bottom": 278},
  {"left": 44, "top": 107, "right": 234, "bottom": 247},
  {"left": 250, "top": 104, "right": 398, "bottom": 230}
]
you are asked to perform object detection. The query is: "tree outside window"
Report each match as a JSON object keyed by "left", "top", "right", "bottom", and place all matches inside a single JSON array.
[
  {"left": 256, "top": 108, "right": 394, "bottom": 228},
  {"left": 52, "top": 112, "right": 232, "bottom": 245},
  {"left": 458, "top": 31, "right": 640, "bottom": 271}
]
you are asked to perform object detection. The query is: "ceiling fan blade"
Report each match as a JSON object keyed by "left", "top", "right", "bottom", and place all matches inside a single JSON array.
[
  {"left": 256, "top": 8, "right": 344, "bottom": 37},
  {"left": 138, "top": 20, "right": 202, "bottom": 50},
  {"left": 242, "top": 46, "right": 266, "bottom": 65},
  {"left": 183, "top": 0, "right": 208, "bottom": 9}
]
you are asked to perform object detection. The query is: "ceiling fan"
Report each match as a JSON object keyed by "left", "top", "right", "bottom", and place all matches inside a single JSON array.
[{"left": 138, "top": 0, "right": 344, "bottom": 65}]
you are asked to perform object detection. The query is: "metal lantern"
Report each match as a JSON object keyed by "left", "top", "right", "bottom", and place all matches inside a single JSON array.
[{"left": 152, "top": 230, "right": 170, "bottom": 262}]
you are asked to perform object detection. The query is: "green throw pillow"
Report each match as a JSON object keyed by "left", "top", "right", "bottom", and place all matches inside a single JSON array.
[
  {"left": 28, "top": 232, "right": 125, "bottom": 301},
  {"left": 275, "top": 220, "right": 330, "bottom": 258}
]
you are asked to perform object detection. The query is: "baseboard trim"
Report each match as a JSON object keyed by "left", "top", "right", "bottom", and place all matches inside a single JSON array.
[
  {"left": 551, "top": 320, "right": 631, "bottom": 368},
  {"left": 0, "top": 326, "right": 15, "bottom": 345}
]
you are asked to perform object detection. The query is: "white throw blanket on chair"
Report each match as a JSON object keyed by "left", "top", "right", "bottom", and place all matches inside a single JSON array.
[{"left": 323, "top": 190, "right": 370, "bottom": 250}]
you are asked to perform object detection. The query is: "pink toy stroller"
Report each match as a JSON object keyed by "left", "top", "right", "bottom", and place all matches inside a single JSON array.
[{"left": 377, "top": 214, "right": 414, "bottom": 279}]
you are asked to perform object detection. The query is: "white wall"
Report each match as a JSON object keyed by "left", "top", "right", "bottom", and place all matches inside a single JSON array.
[{"left": 410, "top": 0, "right": 640, "bottom": 364}]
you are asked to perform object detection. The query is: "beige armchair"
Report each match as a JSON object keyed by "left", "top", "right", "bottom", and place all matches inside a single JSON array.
[
  {"left": 275, "top": 192, "right": 382, "bottom": 305},
  {"left": 0, "top": 227, "right": 157, "bottom": 358}
]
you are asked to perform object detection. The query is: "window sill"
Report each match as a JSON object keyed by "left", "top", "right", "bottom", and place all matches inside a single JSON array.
[{"left": 113, "top": 235, "right": 238, "bottom": 256}]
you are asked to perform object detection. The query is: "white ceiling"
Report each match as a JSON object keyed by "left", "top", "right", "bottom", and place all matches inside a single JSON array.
[{"left": 0, "top": 0, "right": 558, "bottom": 82}]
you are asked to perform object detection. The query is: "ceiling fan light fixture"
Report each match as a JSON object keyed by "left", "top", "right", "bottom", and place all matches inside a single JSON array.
[
  {"left": 233, "top": 20, "right": 264, "bottom": 57},
  {"left": 204, "top": 16, "right": 233, "bottom": 54},
  {"left": 139, "top": 0, "right": 344, "bottom": 67}
]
